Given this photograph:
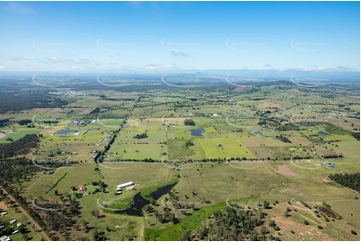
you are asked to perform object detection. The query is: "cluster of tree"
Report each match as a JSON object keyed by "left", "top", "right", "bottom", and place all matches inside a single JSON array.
[
  {"left": 185, "top": 141, "right": 194, "bottom": 148},
  {"left": 184, "top": 119, "right": 196, "bottom": 126},
  {"left": 89, "top": 107, "right": 101, "bottom": 114},
  {"left": 154, "top": 207, "right": 179, "bottom": 224},
  {"left": 275, "top": 135, "right": 292, "bottom": 143},
  {"left": 0, "top": 118, "right": 11, "bottom": 127},
  {"left": 0, "top": 90, "right": 68, "bottom": 114},
  {"left": 0, "top": 134, "right": 40, "bottom": 158},
  {"left": 329, "top": 172, "right": 360, "bottom": 192},
  {"left": 133, "top": 132, "right": 148, "bottom": 139},
  {"left": 187, "top": 207, "right": 271, "bottom": 241},
  {"left": 351, "top": 132, "right": 360, "bottom": 141}
]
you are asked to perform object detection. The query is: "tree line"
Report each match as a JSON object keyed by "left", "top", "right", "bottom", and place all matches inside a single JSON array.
[{"left": 329, "top": 172, "right": 360, "bottom": 192}]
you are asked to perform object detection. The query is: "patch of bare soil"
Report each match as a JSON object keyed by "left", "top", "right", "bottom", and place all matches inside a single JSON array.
[{"left": 277, "top": 164, "right": 299, "bottom": 177}]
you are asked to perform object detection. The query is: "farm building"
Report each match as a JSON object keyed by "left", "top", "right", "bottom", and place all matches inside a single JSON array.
[
  {"left": 0, "top": 235, "right": 11, "bottom": 241},
  {"left": 116, "top": 182, "right": 134, "bottom": 190},
  {"left": 252, "top": 130, "right": 261, "bottom": 135},
  {"left": 77, "top": 185, "right": 87, "bottom": 191}
]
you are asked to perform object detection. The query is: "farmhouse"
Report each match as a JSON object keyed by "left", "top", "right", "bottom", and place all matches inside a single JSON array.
[
  {"left": 77, "top": 185, "right": 87, "bottom": 191},
  {"left": 252, "top": 130, "right": 261, "bottom": 135}
]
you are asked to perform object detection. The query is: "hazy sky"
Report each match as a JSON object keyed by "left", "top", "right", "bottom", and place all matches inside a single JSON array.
[{"left": 0, "top": 1, "right": 359, "bottom": 72}]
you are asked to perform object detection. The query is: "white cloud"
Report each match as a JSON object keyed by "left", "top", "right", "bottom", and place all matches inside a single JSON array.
[
  {"left": 0, "top": 55, "right": 23, "bottom": 61},
  {"left": 2, "top": 2, "right": 35, "bottom": 14},
  {"left": 0, "top": 65, "right": 5, "bottom": 69}
]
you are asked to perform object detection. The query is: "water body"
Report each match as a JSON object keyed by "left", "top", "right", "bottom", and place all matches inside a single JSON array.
[
  {"left": 318, "top": 131, "right": 328, "bottom": 135},
  {"left": 190, "top": 127, "right": 204, "bottom": 136},
  {"left": 114, "top": 182, "right": 177, "bottom": 216},
  {"left": 55, "top": 129, "right": 79, "bottom": 135}
]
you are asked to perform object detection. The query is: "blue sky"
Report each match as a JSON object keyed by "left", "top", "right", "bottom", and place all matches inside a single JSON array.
[{"left": 0, "top": 1, "right": 359, "bottom": 72}]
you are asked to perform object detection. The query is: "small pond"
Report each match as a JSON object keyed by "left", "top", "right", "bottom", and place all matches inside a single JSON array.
[
  {"left": 318, "top": 131, "right": 328, "bottom": 135},
  {"left": 114, "top": 182, "right": 177, "bottom": 216},
  {"left": 55, "top": 129, "right": 79, "bottom": 135},
  {"left": 190, "top": 127, "right": 204, "bottom": 137}
]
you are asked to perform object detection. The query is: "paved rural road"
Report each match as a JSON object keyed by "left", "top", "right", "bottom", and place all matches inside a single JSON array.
[{"left": 0, "top": 187, "right": 51, "bottom": 241}]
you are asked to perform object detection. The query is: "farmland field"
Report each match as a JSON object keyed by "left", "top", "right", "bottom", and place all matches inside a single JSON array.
[{"left": 0, "top": 73, "right": 359, "bottom": 241}]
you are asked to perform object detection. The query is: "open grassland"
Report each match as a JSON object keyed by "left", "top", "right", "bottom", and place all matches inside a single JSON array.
[
  {"left": 331, "top": 141, "right": 360, "bottom": 162},
  {"left": 0, "top": 129, "right": 42, "bottom": 142},
  {"left": 198, "top": 138, "right": 256, "bottom": 159}
]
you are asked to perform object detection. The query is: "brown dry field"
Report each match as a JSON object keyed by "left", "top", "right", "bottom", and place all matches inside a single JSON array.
[{"left": 277, "top": 164, "right": 299, "bottom": 176}]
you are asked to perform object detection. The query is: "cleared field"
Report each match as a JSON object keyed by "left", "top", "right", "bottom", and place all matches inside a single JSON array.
[
  {"left": 331, "top": 141, "right": 360, "bottom": 162},
  {"left": 0, "top": 129, "right": 42, "bottom": 142},
  {"left": 198, "top": 138, "right": 256, "bottom": 159}
]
